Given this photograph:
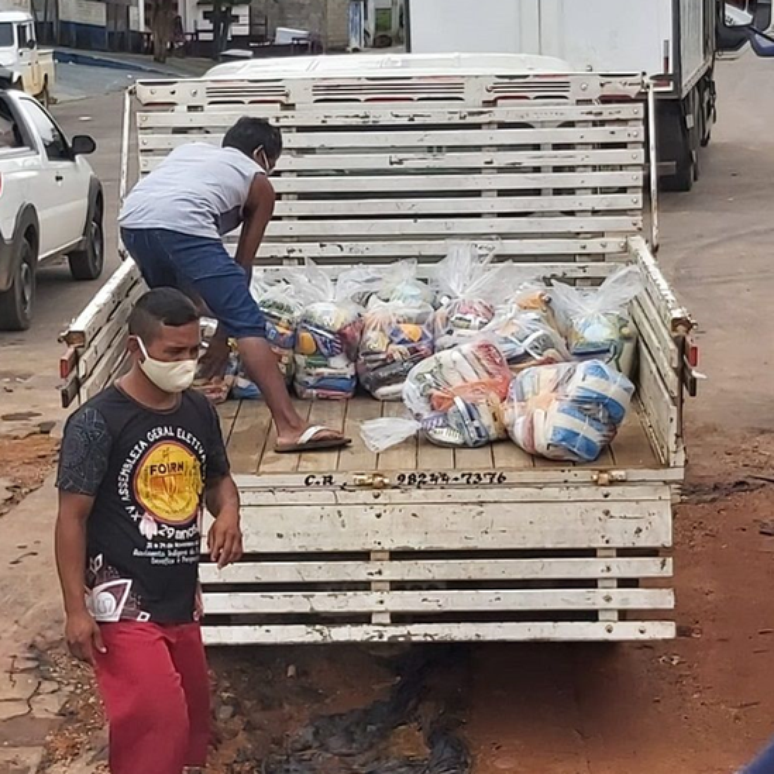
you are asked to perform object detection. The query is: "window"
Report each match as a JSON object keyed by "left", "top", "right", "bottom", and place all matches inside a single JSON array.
[
  {"left": 22, "top": 101, "right": 70, "bottom": 161},
  {"left": 17, "top": 24, "right": 28, "bottom": 49},
  {"left": 0, "top": 24, "right": 14, "bottom": 48}
]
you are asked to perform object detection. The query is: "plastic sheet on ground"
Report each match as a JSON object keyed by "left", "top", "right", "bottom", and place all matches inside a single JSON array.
[
  {"left": 550, "top": 265, "right": 643, "bottom": 376},
  {"left": 505, "top": 359, "right": 635, "bottom": 463}
]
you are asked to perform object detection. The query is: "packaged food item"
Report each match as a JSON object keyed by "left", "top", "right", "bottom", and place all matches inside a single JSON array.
[
  {"left": 505, "top": 360, "right": 635, "bottom": 463},
  {"left": 550, "top": 266, "right": 643, "bottom": 376},
  {"left": 357, "top": 298, "right": 435, "bottom": 400},
  {"left": 484, "top": 305, "right": 569, "bottom": 373},
  {"left": 360, "top": 339, "right": 513, "bottom": 450},
  {"left": 291, "top": 262, "right": 363, "bottom": 400},
  {"left": 431, "top": 244, "right": 513, "bottom": 351}
]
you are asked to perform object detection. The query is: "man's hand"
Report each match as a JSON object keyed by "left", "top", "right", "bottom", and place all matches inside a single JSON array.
[
  {"left": 208, "top": 513, "right": 243, "bottom": 569},
  {"left": 65, "top": 610, "right": 105, "bottom": 665}
]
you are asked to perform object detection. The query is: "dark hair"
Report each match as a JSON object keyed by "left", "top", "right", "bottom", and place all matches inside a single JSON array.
[
  {"left": 129, "top": 288, "right": 199, "bottom": 343},
  {"left": 222, "top": 117, "right": 283, "bottom": 162}
]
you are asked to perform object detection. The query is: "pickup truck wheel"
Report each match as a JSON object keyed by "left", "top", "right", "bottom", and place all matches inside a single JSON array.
[
  {"left": 0, "top": 238, "right": 36, "bottom": 331},
  {"left": 68, "top": 206, "right": 104, "bottom": 281}
]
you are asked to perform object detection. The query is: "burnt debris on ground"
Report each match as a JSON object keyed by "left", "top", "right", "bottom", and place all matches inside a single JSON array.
[{"left": 221, "top": 646, "right": 472, "bottom": 774}]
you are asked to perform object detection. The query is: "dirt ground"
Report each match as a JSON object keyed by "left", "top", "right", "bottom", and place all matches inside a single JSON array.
[
  {"left": 0, "top": 431, "right": 59, "bottom": 517},
  {"left": 32, "top": 427, "right": 774, "bottom": 774}
]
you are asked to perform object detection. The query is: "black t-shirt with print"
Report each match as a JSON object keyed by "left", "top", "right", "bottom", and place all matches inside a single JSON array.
[{"left": 56, "top": 386, "right": 230, "bottom": 624}]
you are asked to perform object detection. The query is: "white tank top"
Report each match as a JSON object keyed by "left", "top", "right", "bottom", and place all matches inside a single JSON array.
[{"left": 119, "top": 143, "right": 264, "bottom": 240}]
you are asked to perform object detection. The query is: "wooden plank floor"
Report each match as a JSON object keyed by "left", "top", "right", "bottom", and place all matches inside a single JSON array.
[{"left": 218, "top": 397, "right": 661, "bottom": 476}]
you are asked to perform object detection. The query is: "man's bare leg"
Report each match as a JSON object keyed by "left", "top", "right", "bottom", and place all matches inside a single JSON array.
[{"left": 236, "top": 336, "right": 347, "bottom": 449}]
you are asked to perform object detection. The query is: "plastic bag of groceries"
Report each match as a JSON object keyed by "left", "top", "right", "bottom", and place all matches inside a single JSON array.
[
  {"left": 360, "top": 339, "right": 513, "bottom": 450},
  {"left": 505, "top": 359, "right": 635, "bottom": 463},
  {"left": 431, "top": 244, "right": 513, "bottom": 351},
  {"left": 290, "top": 262, "right": 363, "bottom": 400},
  {"left": 350, "top": 261, "right": 435, "bottom": 401},
  {"left": 550, "top": 266, "right": 643, "bottom": 376},
  {"left": 250, "top": 269, "right": 305, "bottom": 385},
  {"left": 484, "top": 305, "right": 570, "bottom": 373},
  {"left": 357, "top": 298, "right": 435, "bottom": 400},
  {"left": 338, "top": 259, "right": 435, "bottom": 309}
]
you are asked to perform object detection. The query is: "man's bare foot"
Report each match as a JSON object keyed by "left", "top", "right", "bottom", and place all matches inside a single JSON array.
[{"left": 274, "top": 425, "right": 351, "bottom": 454}]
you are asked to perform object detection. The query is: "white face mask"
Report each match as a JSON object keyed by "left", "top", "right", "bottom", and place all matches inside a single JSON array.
[{"left": 136, "top": 339, "right": 197, "bottom": 394}]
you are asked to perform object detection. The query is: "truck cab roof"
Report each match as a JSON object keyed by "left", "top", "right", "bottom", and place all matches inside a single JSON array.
[{"left": 205, "top": 51, "right": 573, "bottom": 79}]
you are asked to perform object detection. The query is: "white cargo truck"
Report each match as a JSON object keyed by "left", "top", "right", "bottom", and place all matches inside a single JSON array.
[
  {"left": 59, "top": 56, "right": 699, "bottom": 647},
  {"left": 405, "top": 0, "right": 773, "bottom": 190}
]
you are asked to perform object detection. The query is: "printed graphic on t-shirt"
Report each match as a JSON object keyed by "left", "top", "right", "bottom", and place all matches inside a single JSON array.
[{"left": 118, "top": 426, "right": 205, "bottom": 551}]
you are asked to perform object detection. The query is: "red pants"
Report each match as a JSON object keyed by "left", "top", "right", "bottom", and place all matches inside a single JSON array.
[{"left": 95, "top": 622, "right": 210, "bottom": 774}]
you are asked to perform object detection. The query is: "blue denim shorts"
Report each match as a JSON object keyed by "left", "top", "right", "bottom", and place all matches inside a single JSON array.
[{"left": 120, "top": 228, "right": 265, "bottom": 339}]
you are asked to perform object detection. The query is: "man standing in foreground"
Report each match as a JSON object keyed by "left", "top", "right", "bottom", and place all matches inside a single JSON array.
[
  {"left": 55, "top": 289, "right": 243, "bottom": 774},
  {"left": 119, "top": 116, "right": 348, "bottom": 453}
]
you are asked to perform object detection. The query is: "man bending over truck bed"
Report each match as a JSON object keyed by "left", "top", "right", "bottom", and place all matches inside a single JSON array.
[{"left": 119, "top": 117, "right": 350, "bottom": 453}]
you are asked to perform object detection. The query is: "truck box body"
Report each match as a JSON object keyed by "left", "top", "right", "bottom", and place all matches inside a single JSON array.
[
  {"left": 406, "top": 0, "right": 712, "bottom": 98},
  {"left": 60, "top": 59, "right": 696, "bottom": 646}
]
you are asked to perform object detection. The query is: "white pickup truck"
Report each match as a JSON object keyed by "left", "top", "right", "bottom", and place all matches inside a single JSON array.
[
  {"left": 60, "top": 56, "right": 698, "bottom": 647},
  {"left": 0, "top": 11, "right": 55, "bottom": 105},
  {"left": 0, "top": 88, "right": 104, "bottom": 330}
]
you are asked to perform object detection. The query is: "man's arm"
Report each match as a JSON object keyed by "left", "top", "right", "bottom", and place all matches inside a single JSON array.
[
  {"left": 55, "top": 492, "right": 105, "bottom": 664},
  {"left": 205, "top": 475, "right": 243, "bottom": 569},
  {"left": 234, "top": 174, "right": 276, "bottom": 280},
  {"left": 55, "top": 407, "right": 111, "bottom": 664},
  {"left": 204, "top": 400, "right": 243, "bottom": 569}
]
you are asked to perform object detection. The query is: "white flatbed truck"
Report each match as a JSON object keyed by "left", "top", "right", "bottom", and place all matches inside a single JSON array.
[{"left": 59, "top": 55, "right": 698, "bottom": 647}]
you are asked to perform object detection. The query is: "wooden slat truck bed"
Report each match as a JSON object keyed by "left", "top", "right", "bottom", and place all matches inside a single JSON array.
[{"left": 60, "top": 60, "right": 697, "bottom": 645}]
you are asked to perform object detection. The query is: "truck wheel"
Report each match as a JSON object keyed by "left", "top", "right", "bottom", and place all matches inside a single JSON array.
[
  {"left": 68, "top": 202, "right": 104, "bottom": 281},
  {"left": 0, "top": 237, "right": 36, "bottom": 331}
]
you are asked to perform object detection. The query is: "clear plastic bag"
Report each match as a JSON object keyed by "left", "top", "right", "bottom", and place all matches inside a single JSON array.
[
  {"left": 347, "top": 261, "right": 436, "bottom": 400},
  {"left": 404, "top": 339, "right": 513, "bottom": 447},
  {"left": 290, "top": 261, "right": 363, "bottom": 400},
  {"left": 484, "top": 305, "right": 570, "bottom": 373},
  {"left": 358, "top": 297, "right": 435, "bottom": 400},
  {"left": 250, "top": 270, "right": 304, "bottom": 386},
  {"left": 360, "top": 339, "right": 512, "bottom": 449},
  {"left": 431, "top": 244, "right": 513, "bottom": 350},
  {"left": 505, "top": 360, "right": 635, "bottom": 463},
  {"left": 550, "top": 266, "right": 643, "bottom": 376}
]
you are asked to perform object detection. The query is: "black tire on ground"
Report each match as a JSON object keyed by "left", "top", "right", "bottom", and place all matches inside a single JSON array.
[
  {"left": 68, "top": 200, "right": 105, "bottom": 281},
  {"left": 663, "top": 143, "right": 694, "bottom": 193},
  {"left": 0, "top": 237, "right": 36, "bottom": 331}
]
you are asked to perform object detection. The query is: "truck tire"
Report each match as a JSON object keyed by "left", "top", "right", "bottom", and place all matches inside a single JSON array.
[
  {"left": 0, "top": 236, "right": 36, "bottom": 331},
  {"left": 68, "top": 198, "right": 104, "bottom": 281}
]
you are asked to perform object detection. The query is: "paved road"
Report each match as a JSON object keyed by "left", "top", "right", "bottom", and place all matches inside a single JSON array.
[{"left": 54, "top": 62, "right": 146, "bottom": 103}]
